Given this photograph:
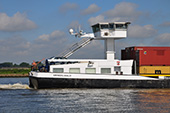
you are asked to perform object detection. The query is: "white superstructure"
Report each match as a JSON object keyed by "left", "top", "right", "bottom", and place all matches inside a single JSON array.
[{"left": 44, "top": 22, "right": 133, "bottom": 75}]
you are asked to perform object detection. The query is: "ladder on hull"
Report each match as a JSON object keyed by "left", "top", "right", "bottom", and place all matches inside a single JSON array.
[{"left": 58, "top": 37, "right": 94, "bottom": 58}]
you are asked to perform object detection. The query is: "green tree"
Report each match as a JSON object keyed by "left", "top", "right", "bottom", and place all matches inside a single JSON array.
[
  {"left": 19, "top": 62, "right": 30, "bottom": 67},
  {"left": 0, "top": 62, "right": 13, "bottom": 68},
  {"left": 13, "top": 63, "right": 19, "bottom": 67}
]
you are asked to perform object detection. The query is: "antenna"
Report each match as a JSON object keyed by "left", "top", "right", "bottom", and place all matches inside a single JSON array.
[
  {"left": 69, "top": 29, "right": 74, "bottom": 35},
  {"left": 69, "top": 27, "right": 86, "bottom": 38},
  {"left": 79, "top": 25, "right": 81, "bottom": 32}
]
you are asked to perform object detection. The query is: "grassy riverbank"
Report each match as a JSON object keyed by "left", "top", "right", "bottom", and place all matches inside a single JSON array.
[{"left": 0, "top": 68, "right": 31, "bottom": 77}]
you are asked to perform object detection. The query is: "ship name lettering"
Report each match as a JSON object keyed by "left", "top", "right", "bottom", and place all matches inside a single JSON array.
[{"left": 53, "top": 74, "right": 71, "bottom": 77}]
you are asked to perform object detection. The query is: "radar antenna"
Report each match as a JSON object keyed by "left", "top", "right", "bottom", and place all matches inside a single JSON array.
[{"left": 69, "top": 27, "right": 86, "bottom": 38}]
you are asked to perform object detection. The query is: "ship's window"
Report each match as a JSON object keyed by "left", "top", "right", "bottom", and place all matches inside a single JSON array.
[
  {"left": 101, "top": 68, "right": 111, "bottom": 74},
  {"left": 115, "top": 24, "right": 127, "bottom": 29},
  {"left": 92, "top": 24, "right": 100, "bottom": 33},
  {"left": 69, "top": 68, "right": 80, "bottom": 73},
  {"left": 109, "top": 23, "right": 114, "bottom": 29},
  {"left": 53, "top": 68, "right": 63, "bottom": 73},
  {"left": 86, "top": 68, "right": 96, "bottom": 74},
  {"left": 101, "top": 24, "right": 109, "bottom": 29},
  {"left": 114, "top": 67, "right": 121, "bottom": 72}
]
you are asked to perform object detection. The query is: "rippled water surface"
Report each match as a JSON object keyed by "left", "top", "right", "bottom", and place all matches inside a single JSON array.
[{"left": 0, "top": 78, "right": 170, "bottom": 113}]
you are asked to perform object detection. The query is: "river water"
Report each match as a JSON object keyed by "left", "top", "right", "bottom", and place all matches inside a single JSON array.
[{"left": 0, "top": 78, "right": 170, "bottom": 113}]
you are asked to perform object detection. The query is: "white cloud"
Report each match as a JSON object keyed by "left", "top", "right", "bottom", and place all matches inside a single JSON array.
[
  {"left": 0, "top": 29, "right": 106, "bottom": 63},
  {"left": 67, "top": 21, "right": 81, "bottom": 29},
  {"left": 88, "top": 2, "right": 142, "bottom": 25},
  {"left": 128, "top": 25, "right": 157, "bottom": 38},
  {"left": 33, "top": 30, "right": 68, "bottom": 59},
  {"left": 0, "top": 30, "right": 68, "bottom": 63},
  {"left": 37, "top": 30, "right": 66, "bottom": 42},
  {"left": 152, "top": 33, "right": 170, "bottom": 45},
  {"left": 81, "top": 4, "right": 100, "bottom": 15},
  {"left": 70, "top": 40, "right": 105, "bottom": 59},
  {"left": 0, "top": 12, "right": 37, "bottom": 32},
  {"left": 37, "top": 34, "right": 50, "bottom": 41},
  {"left": 104, "top": 2, "right": 141, "bottom": 20},
  {"left": 159, "top": 21, "right": 170, "bottom": 27},
  {"left": 0, "top": 35, "right": 32, "bottom": 63},
  {"left": 88, "top": 15, "right": 105, "bottom": 25},
  {"left": 59, "top": 2, "right": 78, "bottom": 13}
]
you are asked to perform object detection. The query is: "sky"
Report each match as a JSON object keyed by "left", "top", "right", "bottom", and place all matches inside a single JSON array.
[{"left": 0, "top": 0, "right": 170, "bottom": 64}]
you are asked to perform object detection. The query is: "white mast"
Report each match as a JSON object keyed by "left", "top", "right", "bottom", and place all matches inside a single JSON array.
[{"left": 105, "top": 38, "right": 115, "bottom": 60}]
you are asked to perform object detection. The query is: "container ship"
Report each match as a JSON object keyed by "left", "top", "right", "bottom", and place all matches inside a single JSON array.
[{"left": 29, "top": 22, "right": 170, "bottom": 89}]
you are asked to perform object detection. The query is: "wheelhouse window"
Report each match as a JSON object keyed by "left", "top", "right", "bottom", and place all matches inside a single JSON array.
[
  {"left": 101, "top": 68, "right": 111, "bottom": 74},
  {"left": 101, "top": 24, "right": 114, "bottom": 30},
  {"left": 115, "top": 24, "right": 127, "bottom": 29},
  {"left": 69, "top": 68, "right": 80, "bottom": 73},
  {"left": 92, "top": 23, "right": 116, "bottom": 32},
  {"left": 101, "top": 24, "right": 109, "bottom": 29},
  {"left": 92, "top": 24, "right": 100, "bottom": 33},
  {"left": 86, "top": 68, "right": 96, "bottom": 74},
  {"left": 109, "top": 23, "right": 114, "bottom": 29},
  {"left": 53, "top": 68, "right": 63, "bottom": 73}
]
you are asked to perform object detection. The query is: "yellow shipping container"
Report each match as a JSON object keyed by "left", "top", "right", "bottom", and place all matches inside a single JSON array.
[{"left": 139, "top": 66, "right": 170, "bottom": 76}]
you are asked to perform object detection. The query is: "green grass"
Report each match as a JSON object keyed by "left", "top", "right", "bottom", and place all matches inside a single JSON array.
[{"left": 0, "top": 69, "right": 31, "bottom": 74}]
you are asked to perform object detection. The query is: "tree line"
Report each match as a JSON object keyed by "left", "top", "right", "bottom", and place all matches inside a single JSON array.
[{"left": 0, "top": 62, "right": 31, "bottom": 68}]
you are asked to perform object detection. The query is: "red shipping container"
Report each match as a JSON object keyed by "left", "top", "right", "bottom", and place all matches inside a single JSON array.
[{"left": 121, "top": 47, "right": 170, "bottom": 66}]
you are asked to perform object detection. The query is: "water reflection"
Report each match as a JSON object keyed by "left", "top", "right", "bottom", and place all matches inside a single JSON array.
[
  {"left": 36, "top": 89, "right": 170, "bottom": 113},
  {"left": 136, "top": 89, "right": 170, "bottom": 113},
  {"left": 36, "top": 89, "right": 136, "bottom": 112},
  {"left": 1, "top": 77, "right": 170, "bottom": 113}
]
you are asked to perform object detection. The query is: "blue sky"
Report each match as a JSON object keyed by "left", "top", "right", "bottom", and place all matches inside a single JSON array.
[{"left": 0, "top": 0, "right": 170, "bottom": 64}]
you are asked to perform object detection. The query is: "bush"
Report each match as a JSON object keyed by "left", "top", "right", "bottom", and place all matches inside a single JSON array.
[{"left": 0, "top": 68, "right": 31, "bottom": 74}]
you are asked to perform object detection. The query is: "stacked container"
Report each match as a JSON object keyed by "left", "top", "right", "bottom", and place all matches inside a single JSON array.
[{"left": 121, "top": 47, "right": 170, "bottom": 76}]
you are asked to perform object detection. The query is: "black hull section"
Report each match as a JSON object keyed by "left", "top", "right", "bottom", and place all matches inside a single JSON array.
[{"left": 29, "top": 76, "right": 170, "bottom": 89}]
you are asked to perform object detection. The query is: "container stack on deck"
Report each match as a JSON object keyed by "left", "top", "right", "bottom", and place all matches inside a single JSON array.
[{"left": 121, "top": 47, "right": 170, "bottom": 76}]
